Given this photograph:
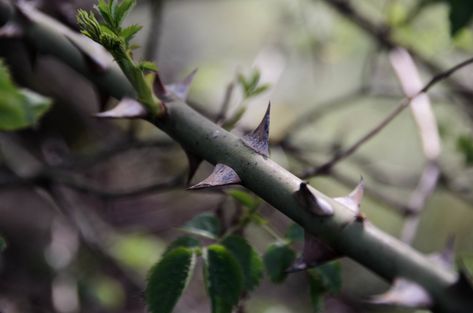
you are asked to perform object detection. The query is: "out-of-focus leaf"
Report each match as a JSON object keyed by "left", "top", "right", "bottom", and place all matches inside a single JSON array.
[
  {"left": 182, "top": 212, "right": 221, "bottom": 239},
  {"left": 447, "top": 0, "right": 473, "bottom": 36},
  {"left": 263, "top": 242, "right": 296, "bottom": 283},
  {"left": 317, "top": 261, "right": 342, "bottom": 293},
  {"left": 89, "top": 275, "right": 125, "bottom": 309},
  {"left": 285, "top": 223, "right": 304, "bottom": 242},
  {"left": 237, "top": 69, "right": 270, "bottom": 99},
  {"left": 307, "top": 271, "right": 325, "bottom": 313},
  {"left": 204, "top": 244, "right": 243, "bottom": 313},
  {"left": 164, "top": 236, "right": 200, "bottom": 256},
  {"left": 456, "top": 134, "right": 473, "bottom": 165},
  {"left": 221, "top": 235, "right": 263, "bottom": 292},
  {"left": 0, "top": 62, "right": 52, "bottom": 131},
  {"left": 227, "top": 189, "right": 260, "bottom": 210},
  {"left": 146, "top": 247, "right": 196, "bottom": 313}
]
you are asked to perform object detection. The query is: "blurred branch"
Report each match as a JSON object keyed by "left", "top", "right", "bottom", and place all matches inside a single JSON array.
[
  {"left": 301, "top": 55, "right": 473, "bottom": 178},
  {"left": 144, "top": 0, "right": 165, "bottom": 61}
]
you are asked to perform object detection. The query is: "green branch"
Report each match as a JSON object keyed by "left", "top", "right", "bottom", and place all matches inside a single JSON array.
[{"left": 1, "top": 2, "right": 472, "bottom": 312}]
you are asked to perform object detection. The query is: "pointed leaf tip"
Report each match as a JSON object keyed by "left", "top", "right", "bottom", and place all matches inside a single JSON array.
[
  {"left": 287, "top": 232, "right": 340, "bottom": 272},
  {"left": 294, "top": 183, "right": 334, "bottom": 216},
  {"left": 334, "top": 177, "right": 365, "bottom": 214},
  {"left": 370, "top": 278, "right": 432, "bottom": 309},
  {"left": 188, "top": 163, "right": 241, "bottom": 190},
  {"left": 242, "top": 103, "right": 270, "bottom": 157},
  {"left": 166, "top": 69, "right": 198, "bottom": 100},
  {"left": 95, "top": 97, "right": 146, "bottom": 118}
]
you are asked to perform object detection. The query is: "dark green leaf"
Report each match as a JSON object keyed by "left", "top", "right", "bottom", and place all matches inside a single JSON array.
[
  {"left": 318, "top": 261, "right": 342, "bottom": 293},
  {"left": 0, "top": 62, "right": 52, "bottom": 131},
  {"left": 456, "top": 134, "right": 473, "bottom": 165},
  {"left": 285, "top": 223, "right": 304, "bottom": 242},
  {"left": 164, "top": 236, "right": 200, "bottom": 256},
  {"left": 227, "top": 189, "right": 260, "bottom": 210},
  {"left": 96, "top": 0, "right": 114, "bottom": 30},
  {"left": 115, "top": 0, "right": 136, "bottom": 26},
  {"left": 182, "top": 212, "right": 221, "bottom": 239},
  {"left": 204, "top": 244, "right": 243, "bottom": 313},
  {"left": 221, "top": 235, "right": 263, "bottom": 292},
  {"left": 263, "top": 242, "right": 296, "bottom": 283},
  {"left": 146, "top": 247, "right": 196, "bottom": 313},
  {"left": 447, "top": 0, "right": 473, "bottom": 36},
  {"left": 307, "top": 271, "right": 325, "bottom": 313}
]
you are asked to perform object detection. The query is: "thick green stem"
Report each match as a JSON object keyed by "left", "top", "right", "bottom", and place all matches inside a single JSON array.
[{"left": 2, "top": 3, "right": 472, "bottom": 312}]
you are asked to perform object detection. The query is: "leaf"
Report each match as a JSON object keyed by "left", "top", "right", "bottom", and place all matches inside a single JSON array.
[
  {"left": 164, "top": 236, "right": 200, "bottom": 256},
  {"left": 317, "top": 261, "right": 342, "bottom": 293},
  {"left": 115, "top": 0, "right": 136, "bottom": 26},
  {"left": 285, "top": 223, "right": 304, "bottom": 242},
  {"left": 182, "top": 212, "right": 221, "bottom": 239},
  {"left": 138, "top": 60, "right": 158, "bottom": 72},
  {"left": 456, "top": 134, "right": 473, "bottom": 165},
  {"left": 221, "top": 235, "right": 263, "bottom": 292},
  {"left": 122, "top": 24, "right": 143, "bottom": 44},
  {"left": 447, "top": 0, "right": 473, "bottom": 36},
  {"left": 146, "top": 247, "right": 196, "bottom": 313},
  {"left": 227, "top": 189, "right": 260, "bottom": 210},
  {"left": 0, "top": 62, "right": 52, "bottom": 131},
  {"left": 263, "top": 242, "right": 296, "bottom": 283},
  {"left": 307, "top": 271, "right": 325, "bottom": 313},
  {"left": 204, "top": 244, "right": 243, "bottom": 313}
]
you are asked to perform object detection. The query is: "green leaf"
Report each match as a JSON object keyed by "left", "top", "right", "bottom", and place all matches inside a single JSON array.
[
  {"left": 96, "top": 0, "right": 115, "bottom": 30},
  {"left": 227, "top": 189, "right": 260, "bottom": 210},
  {"left": 263, "top": 242, "right": 296, "bottom": 283},
  {"left": 121, "top": 24, "right": 142, "bottom": 44},
  {"left": 182, "top": 212, "right": 221, "bottom": 239},
  {"left": 447, "top": 0, "right": 473, "bottom": 36},
  {"left": 221, "top": 235, "right": 263, "bottom": 292},
  {"left": 317, "top": 261, "right": 342, "bottom": 293},
  {"left": 285, "top": 223, "right": 304, "bottom": 242},
  {"left": 307, "top": 271, "right": 325, "bottom": 313},
  {"left": 146, "top": 247, "right": 196, "bottom": 313},
  {"left": 164, "top": 236, "right": 200, "bottom": 256},
  {"left": 204, "top": 244, "right": 243, "bottom": 313},
  {"left": 456, "top": 134, "right": 473, "bottom": 165},
  {"left": 138, "top": 60, "right": 158, "bottom": 72},
  {"left": 115, "top": 0, "right": 136, "bottom": 26},
  {"left": 0, "top": 62, "right": 52, "bottom": 131}
]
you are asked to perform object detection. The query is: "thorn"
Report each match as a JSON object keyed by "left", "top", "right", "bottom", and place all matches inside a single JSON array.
[
  {"left": 287, "top": 232, "right": 339, "bottom": 272},
  {"left": 428, "top": 236, "right": 455, "bottom": 271},
  {"left": 95, "top": 98, "right": 146, "bottom": 119},
  {"left": 166, "top": 69, "right": 198, "bottom": 100},
  {"left": 188, "top": 163, "right": 241, "bottom": 190},
  {"left": 152, "top": 71, "right": 170, "bottom": 100},
  {"left": 184, "top": 150, "right": 202, "bottom": 183},
  {"left": 334, "top": 176, "right": 365, "bottom": 214},
  {"left": 242, "top": 102, "right": 271, "bottom": 157},
  {"left": 294, "top": 182, "right": 334, "bottom": 216},
  {"left": 369, "top": 278, "right": 432, "bottom": 308}
]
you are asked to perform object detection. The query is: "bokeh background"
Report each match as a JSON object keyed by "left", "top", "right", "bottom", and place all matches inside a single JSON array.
[{"left": 1, "top": 0, "right": 473, "bottom": 313}]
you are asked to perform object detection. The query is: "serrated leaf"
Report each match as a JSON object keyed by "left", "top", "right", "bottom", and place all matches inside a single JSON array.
[
  {"left": 285, "top": 223, "right": 304, "bottom": 242},
  {"left": 456, "top": 134, "right": 473, "bottom": 165},
  {"left": 122, "top": 24, "right": 142, "bottom": 44},
  {"left": 146, "top": 247, "right": 196, "bottom": 313},
  {"left": 182, "top": 212, "right": 221, "bottom": 239},
  {"left": 204, "top": 244, "right": 243, "bottom": 313},
  {"left": 221, "top": 235, "right": 263, "bottom": 292},
  {"left": 115, "top": 0, "right": 136, "bottom": 26},
  {"left": 0, "top": 62, "right": 52, "bottom": 131},
  {"left": 448, "top": 0, "right": 473, "bottom": 36},
  {"left": 263, "top": 242, "right": 296, "bottom": 283},
  {"left": 307, "top": 271, "right": 325, "bottom": 313},
  {"left": 227, "top": 189, "right": 260, "bottom": 210},
  {"left": 164, "top": 236, "right": 200, "bottom": 256}
]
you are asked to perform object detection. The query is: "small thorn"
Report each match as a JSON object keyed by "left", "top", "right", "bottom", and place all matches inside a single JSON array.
[
  {"left": 95, "top": 98, "right": 146, "bottom": 119},
  {"left": 188, "top": 163, "right": 241, "bottom": 190},
  {"left": 152, "top": 71, "right": 169, "bottom": 100},
  {"left": 166, "top": 68, "right": 198, "bottom": 100},
  {"left": 369, "top": 278, "right": 432, "bottom": 308},
  {"left": 429, "top": 236, "right": 455, "bottom": 271},
  {"left": 184, "top": 150, "right": 203, "bottom": 183},
  {"left": 287, "top": 232, "right": 339, "bottom": 273},
  {"left": 242, "top": 102, "right": 271, "bottom": 157},
  {"left": 334, "top": 177, "right": 365, "bottom": 214},
  {"left": 294, "top": 182, "right": 334, "bottom": 216}
]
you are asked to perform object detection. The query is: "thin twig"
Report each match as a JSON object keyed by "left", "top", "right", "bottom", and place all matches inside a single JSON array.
[{"left": 301, "top": 55, "right": 473, "bottom": 178}]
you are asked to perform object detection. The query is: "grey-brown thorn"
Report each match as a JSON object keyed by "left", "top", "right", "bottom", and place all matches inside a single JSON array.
[
  {"left": 95, "top": 97, "right": 146, "bottom": 118},
  {"left": 333, "top": 177, "right": 365, "bottom": 221},
  {"left": 287, "top": 232, "right": 340, "bottom": 272},
  {"left": 152, "top": 69, "right": 198, "bottom": 102},
  {"left": 188, "top": 103, "right": 272, "bottom": 189},
  {"left": 294, "top": 182, "right": 334, "bottom": 216},
  {"left": 241, "top": 103, "right": 271, "bottom": 157}
]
